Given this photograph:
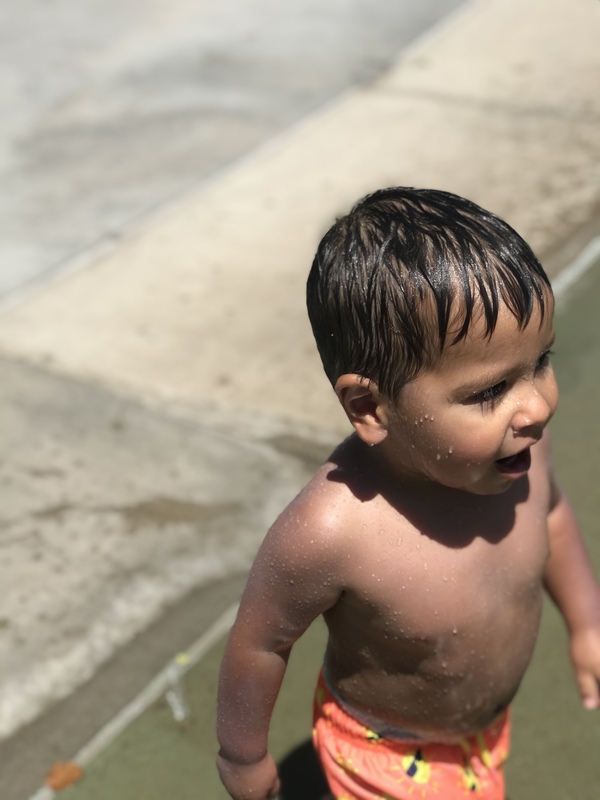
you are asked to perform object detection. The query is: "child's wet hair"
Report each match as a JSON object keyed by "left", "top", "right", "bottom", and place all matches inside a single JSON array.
[{"left": 306, "top": 187, "right": 552, "bottom": 399}]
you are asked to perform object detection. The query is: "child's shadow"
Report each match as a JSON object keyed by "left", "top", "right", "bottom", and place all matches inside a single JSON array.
[{"left": 278, "top": 739, "right": 329, "bottom": 799}]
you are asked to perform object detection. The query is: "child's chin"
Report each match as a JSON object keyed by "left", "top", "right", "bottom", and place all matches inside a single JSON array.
[{"left": 448, "top": 472, "right": 518, "bottom": 496}]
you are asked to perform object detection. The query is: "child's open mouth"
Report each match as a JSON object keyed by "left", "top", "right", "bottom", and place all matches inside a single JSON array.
[{"left": 495, "top": 448, "right": 531, "bottom": 477}]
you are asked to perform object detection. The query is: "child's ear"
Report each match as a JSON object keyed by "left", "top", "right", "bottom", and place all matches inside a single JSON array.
[{"left": 334, "top": 374, "right": 389, "bottom": 445}]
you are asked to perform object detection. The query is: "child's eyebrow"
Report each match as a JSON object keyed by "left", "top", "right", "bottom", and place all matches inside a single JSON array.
[
  {"left": 454, "top": 336, "right": 555, "bottom": 396},
  {"left": 454, "top": 370, "right": 509, "bottom": 396}
]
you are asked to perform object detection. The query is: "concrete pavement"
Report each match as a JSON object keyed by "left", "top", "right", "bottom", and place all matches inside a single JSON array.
[
  {"left": 2, "top": 0, "right": 600, "bottom": 439},
  {"left": 0, "top": 0, "right": 464, "bottom": 299},
  {"left": 1, "top": 0, "right": 600, "bottom": 790}
]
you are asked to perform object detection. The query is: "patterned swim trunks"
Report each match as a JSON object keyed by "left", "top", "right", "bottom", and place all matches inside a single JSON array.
[{"left": 312, "top": 671, "right": 510, "bottom": 800}]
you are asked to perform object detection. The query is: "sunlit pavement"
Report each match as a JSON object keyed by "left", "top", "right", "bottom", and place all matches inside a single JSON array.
[{"left": 2, "top": 1, "right": 600, "bottom": 798}]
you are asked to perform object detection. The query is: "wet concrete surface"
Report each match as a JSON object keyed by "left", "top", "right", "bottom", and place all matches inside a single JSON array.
[
  {"left": 0, "top": 356, "right": 332, "bottom": 744},
  {"left": 0, "top": 573, "right": 247, "bottom": 800}
]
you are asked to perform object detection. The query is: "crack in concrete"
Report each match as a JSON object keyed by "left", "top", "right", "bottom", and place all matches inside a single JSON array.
[
  {"left": 17, "top": 497, "right": 243, "bottom": 531},
  {"left": 372, "top": 85, "right": 600, "bottom": 123}
]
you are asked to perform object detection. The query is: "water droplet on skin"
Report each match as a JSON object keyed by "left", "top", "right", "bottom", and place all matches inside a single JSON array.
[
  {"left": 452, "top": 628, "right": 458, "bottom": 635},
  {"left": 441, "top": 661, "right": 448, "bottom": 668},
  {"left": 436, "top": 453, "right": 441, "bottom": 460},
  {"left": 442, "top": 576, "right": 449, "bottom": 582},
  {"left": 448, "top": 445, "right": 454, "bottom": 454},
  {"left": 424, "top": 414, "right": 429, "bottom": 420}
]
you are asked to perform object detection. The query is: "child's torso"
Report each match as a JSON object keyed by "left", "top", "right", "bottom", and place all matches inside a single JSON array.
[{"left": 320, "top": 445, "right": 551, "bottom": 741}]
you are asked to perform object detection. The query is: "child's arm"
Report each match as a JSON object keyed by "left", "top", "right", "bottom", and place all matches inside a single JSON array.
[
  {"left": 216, "top": 499, "right": 344, "bottom": 800},
  {"left": 543, "top": 446, "right": 600, "bottom": 709}
]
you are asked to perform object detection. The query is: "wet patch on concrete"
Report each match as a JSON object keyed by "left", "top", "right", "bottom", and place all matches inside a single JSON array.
[{"left": 0, "top": 356, "right": 313, "bottom": 742}]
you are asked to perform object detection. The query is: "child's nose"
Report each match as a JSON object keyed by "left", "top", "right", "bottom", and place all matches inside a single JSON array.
[{"left": 511, "top": 382, "right": 557, "bottom": 436}]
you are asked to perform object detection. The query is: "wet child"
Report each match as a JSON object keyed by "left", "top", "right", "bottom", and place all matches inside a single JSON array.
[{"left": 216, "top": 188, "right": 600, "bottom": 800}]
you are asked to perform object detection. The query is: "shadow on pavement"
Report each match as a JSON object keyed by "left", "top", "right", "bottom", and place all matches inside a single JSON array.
[{"left": 278, "top": 739, "right": 329, "bottom": 800}]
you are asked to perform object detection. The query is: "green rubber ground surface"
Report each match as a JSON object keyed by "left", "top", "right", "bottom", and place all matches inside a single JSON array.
[{"left": 59, "top": 260, "right": 600, "bottom": 800}]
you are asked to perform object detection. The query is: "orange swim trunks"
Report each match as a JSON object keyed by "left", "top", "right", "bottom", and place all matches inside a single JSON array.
[{"left": 312, "top": 671, "right": 511, "bottom": 800}]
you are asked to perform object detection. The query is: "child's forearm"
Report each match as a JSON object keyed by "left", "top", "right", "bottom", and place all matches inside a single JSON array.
[
  {"left": 217, "top": 638, "right": 291, "bottom": 765},
  {"left": 544, "top": 491, "right": 600, "bottom": 633}
]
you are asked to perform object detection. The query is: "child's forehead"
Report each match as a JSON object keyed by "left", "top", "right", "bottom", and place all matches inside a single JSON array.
[
  {"left": 438, "top": 298, "right": 554, "bottom": 367},
  {"left": 428, "top": 282, "right": 554, "bottom": 343}
]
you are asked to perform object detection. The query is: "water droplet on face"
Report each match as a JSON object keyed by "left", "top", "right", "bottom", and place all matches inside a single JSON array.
[
  {"left": 452, "top": 627, "right": 458, "bottom": 635},
  {"left": 448, "top": 445, "right": 454, "bottom": 454},
  {"left": 436, "top": 453, "right": 441, "bottom": 460}
]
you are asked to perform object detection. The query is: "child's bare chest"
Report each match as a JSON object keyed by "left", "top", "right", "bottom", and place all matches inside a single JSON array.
[{"left": 329, "top": 485, "right": 550, "bottom": 646}]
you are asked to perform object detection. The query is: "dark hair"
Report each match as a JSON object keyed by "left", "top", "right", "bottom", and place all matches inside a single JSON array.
[{"left": 306, "top": 187, "right": 552, "bottom": 398}]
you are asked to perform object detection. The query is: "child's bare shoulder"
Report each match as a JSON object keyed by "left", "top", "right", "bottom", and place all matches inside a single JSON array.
[
  {"left": 241, "top": 445, "right": 372, "bottom": 626},
  {"left": 274, "top": 460, "right": 362, "bottom": 546},
  {"left": 260, "top": 438, "right": 376, "bottom": 562}
]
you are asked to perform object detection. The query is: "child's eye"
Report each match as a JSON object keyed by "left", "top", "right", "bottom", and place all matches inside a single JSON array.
[
  {"left": 478, "top": 381, "right": 506, "bottom": 405},
  {"left": 535, "top": 348, "right": 554, "bottom": 372},
  {"left": 469, "top": 381, "right": 507, "bottom": 408}
]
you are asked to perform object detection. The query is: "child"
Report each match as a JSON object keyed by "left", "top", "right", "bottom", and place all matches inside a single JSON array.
[{"left": 216, "top": 188, "right": 600, "bottom": 800}]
